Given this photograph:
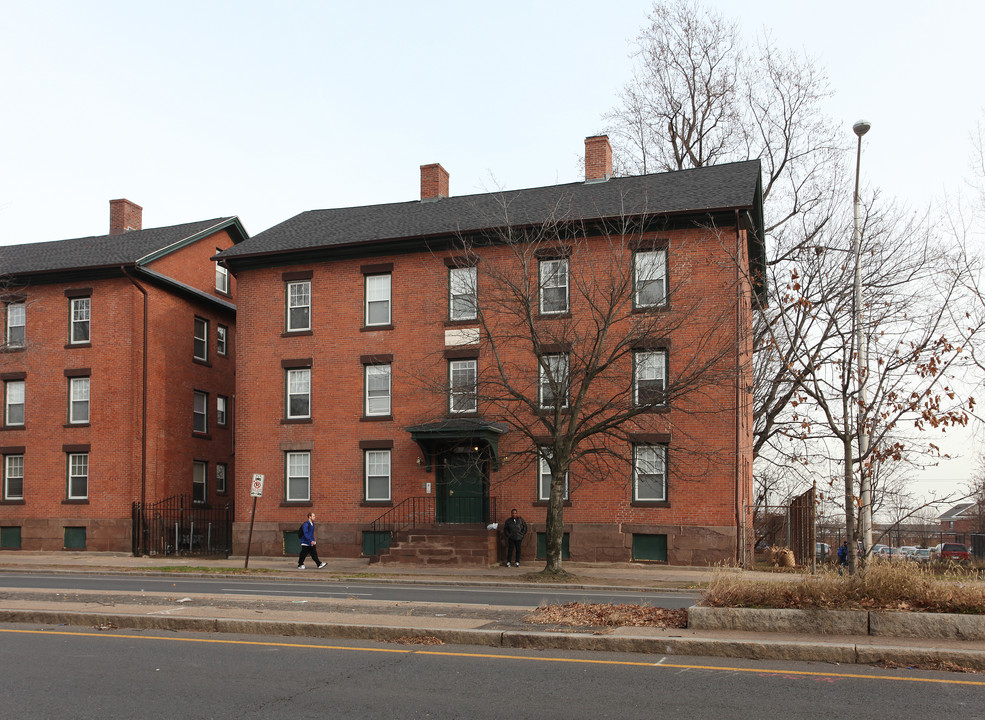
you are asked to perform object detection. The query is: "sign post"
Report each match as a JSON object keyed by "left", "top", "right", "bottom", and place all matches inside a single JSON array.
[{"left": 244, "top": 474, "right": 264, "bottom": 569}]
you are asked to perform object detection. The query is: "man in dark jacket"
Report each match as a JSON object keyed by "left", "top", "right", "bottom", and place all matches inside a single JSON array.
[
  {"left": 503, "top": 508, "right": 527, "bottom": 567},
  {"left": 298, "top": 512, "right": 327, "bottom": 570}
]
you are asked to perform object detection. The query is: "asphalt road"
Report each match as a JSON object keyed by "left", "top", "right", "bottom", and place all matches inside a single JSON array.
[
  {"left": 2, "top": 624, "right": 982, "bottom": 719},
  {"left": 0, "top": 572, "right": 698, "bottom": 608}
]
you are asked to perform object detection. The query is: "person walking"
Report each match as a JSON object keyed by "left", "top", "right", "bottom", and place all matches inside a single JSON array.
[
  {"left": 837, "top": 540, "right": 848, "bottom": 576},
  {"left": 298, "top": 512, "right": 327, "bottom": 570},
  {"left": 503, "top": 508, "right": 527, "bottom": 567}
]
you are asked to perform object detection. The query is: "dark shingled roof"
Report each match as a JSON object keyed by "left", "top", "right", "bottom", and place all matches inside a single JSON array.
[
  {"left": 939, "top": 502, "right": 977, "bottom": 521},
  {"left": 219, "top": 159, "right": 763, "bottom": 261},
  {"left": 1, "top": 217, "right": 243, "bottom": 277}
]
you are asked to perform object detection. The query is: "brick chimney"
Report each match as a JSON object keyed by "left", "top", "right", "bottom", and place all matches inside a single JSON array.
[
  {"left": 585, "top": 135, "right": 612, "bottom": 182},
  {"left": 109, "top": 199, "right": 142, "bottom": 235},
  {"left": 420, "top": 164, "right": 449, "bottom": 200}
]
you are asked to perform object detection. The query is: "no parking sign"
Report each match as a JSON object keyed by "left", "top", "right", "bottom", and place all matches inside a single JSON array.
[{"left": 250, "top": 473, "right": 264, "bottom": 498}]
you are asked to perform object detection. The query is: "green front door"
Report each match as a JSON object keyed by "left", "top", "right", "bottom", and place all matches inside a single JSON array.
[{"left": 438, "top": 453, "right": 487, "bottom": 523}]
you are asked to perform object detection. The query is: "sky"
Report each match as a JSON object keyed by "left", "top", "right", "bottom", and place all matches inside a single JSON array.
[{"left": 2, "top": 0, "right": 983, "bottom": 503}]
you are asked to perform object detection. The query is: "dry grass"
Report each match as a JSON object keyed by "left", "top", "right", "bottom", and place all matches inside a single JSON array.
[{"left": 704, "top": 560, "right": 985, "bottom": 613}]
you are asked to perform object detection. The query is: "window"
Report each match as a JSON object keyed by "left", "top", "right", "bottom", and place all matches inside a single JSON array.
[
  {"left": 68, "top": 452, "right": 88, "bottom": 500},
  {"left": 286, "top": 451, "right": 310, "bottom": 502},
  {"left": 633, "top": 444, "right": 667, "bottom": 502},
  {"left": 286, "top": 281, "right": 311, "bottom": 332},
  {"left": 538, "top": 353, "right": 569, "bottom": 409},
  {"left": 194, "top": 317, "right": 209, "bottom": 362},
  {"left": 5, "top": 380, "right": 24, "bottom": 426},
  {"left": 215, "top": 259, "right": 229, "bottom": 294},
  {"left": 634, "top": 350, "right": 667, "bottom": 407},
  {"left": 538, "top": 449, "right": 568, "bottom": 501},
  {"left": 70, "top": 297, "right": 90, "bottom": 344},
  {"left": 286, "top": 368, "right": 311, "bottom": 419},
  {"left": 539, "top": 258, "right": 569, "bottom": 314},
  {"left": 449, "top": 266, "right": 477, "bottom": 321},
  {"left": 634, "top": 250, "right": 668, "bottom": 308},
  {"left": 364, "top": 449, "right": 391, "bottom": 501},
  {"left": 449, "top": 359, "right": 477, "bottom": 413},
  {"left": 217, "top": 325, "right": 228, "bottom": 356},
  {"left": 216, "top": 463, "right": 227, "bottom": 494},
  {"left": 5, "top": 302, "right": 25, "bottom": 348},
  {"left": 193, "top": 391, "right": 208, "bottom": 433},
  {"left": 365, "top": 274, "right": 391, "bottom": 326},
  {"left": 4, "top": 455, "right": 23, "bottom": 500},
  {"left": 69, "top": 377, "right": 90, "bottom": 424},
  {"left": 193, "top": 461, "right": 207, "bottom": 503},
  {"left": 365, "top": 364, "right": 391, "bottom": 416},
  {"left": 217, "top": 395, "right": 228, "bottom": 426}
]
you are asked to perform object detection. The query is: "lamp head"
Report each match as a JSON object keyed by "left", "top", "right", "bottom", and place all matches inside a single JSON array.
[{"left": 852, "top": 119, "right": 871, "bottom": 138}]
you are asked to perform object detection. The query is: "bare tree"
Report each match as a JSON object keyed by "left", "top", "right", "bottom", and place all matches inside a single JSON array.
[{"left": 409, "top": 199, "right": 750, "bottom": 574}]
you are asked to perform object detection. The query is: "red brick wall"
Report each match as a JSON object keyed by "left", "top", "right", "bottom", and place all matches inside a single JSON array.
[
  {"left": 0, "top": 230, "right": 237, "bottom": 551},
  {"left": 231, "top": 225, "right": 754, "bottom": 564}
]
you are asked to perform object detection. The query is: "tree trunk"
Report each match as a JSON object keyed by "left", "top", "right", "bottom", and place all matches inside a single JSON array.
[{"left": 543, "top": 470, "right": 566, "bottom": 574}]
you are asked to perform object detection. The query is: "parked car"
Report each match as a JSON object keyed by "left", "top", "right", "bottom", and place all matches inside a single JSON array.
[
  {"left": 898, "top": 546, "right": 918, "bottom": 558},
  {"left": 912, "top": 548, "right": 933, "bottom": 563},
  {"left": 936, "top": 542, "right": 972, "bottom": 562},
  {"left": 815, "top": 542, "right": 831, "bottom": 562},
  {"left": 871, "top": 544, "right": 889, "bottom": 557}
]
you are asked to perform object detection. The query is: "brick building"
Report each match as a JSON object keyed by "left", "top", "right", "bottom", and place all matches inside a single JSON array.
[
  {"left": 219, "top": 136, "right": 764, "bottom": 565},
  {"left": 0, "top": 200, "right": 247, "bottom": 552}
]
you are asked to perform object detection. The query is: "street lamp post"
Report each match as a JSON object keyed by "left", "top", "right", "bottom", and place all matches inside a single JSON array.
[{"left": 852, "top": 119, "right": 872, "bottom": 561}]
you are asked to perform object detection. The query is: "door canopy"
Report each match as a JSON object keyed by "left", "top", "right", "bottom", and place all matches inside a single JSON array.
[{"left": 406, "top": 419, "right": 508, "bottom": 472}]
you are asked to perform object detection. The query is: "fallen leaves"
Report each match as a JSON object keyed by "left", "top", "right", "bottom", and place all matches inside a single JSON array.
[{"left": 526, "top": 602, "right": 688, "bottom": 628}]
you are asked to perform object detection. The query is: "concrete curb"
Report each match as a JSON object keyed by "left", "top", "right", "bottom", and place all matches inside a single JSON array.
[
  {"left": 5, "top": 608, "right": 985, "bottom": 669},
  {"left": 690, "top": 606, "right": 985, "bottom": 641}
]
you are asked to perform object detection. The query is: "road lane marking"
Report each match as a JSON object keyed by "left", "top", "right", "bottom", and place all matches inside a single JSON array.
[{"left": 2, "top": 628, "right": 982, "bottom": 687}]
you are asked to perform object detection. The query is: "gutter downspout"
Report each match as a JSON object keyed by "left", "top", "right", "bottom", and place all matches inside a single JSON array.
[
  {"left": 734, "top": 210, "right": 743, "bottom": 566},
  {"left": 123, "top": 267, "right": 148, "bottom": 509}
]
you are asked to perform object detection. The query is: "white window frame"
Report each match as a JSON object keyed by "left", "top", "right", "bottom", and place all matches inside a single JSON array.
[
  {"left": 193, "top": 317, "right": 209, "bottom": 362},
  {"left": 365, "top": 364, "right": 391, "bottom": 417},
  {"left": 5, "top": 380, "right": 24, "bottom": 426},
  {"left": 449, "top": 266, "right": 477, "bottom": 321},
  {"left": 286, "top": 451, "right": 310, "bottom": 502},
  {"left": 217, "top": 325, "right": 228, "bottom": 356},
  {"left": 70, "top": 297, "right": 90, "bottom": 344},
  {"left": 538, "top": 353, "right": 569, "bottom": 409},
  {"left": 69, "top": 376, "right": 90, "bottom": 424},
  {"left": 633, "top": 444, "right": 667, "bottom": 502},
  {"left": 287, "top": 281, "right": 311, "bottom": 332},
  {"left": 539, "top": 258, "right": 569, "bottom": 314},
  {"left": 216, "top": 462, "right": 227, "bottom": 494},
  {"left": 538, "top": 449, "right": 569, "bottom": 502},
  {"left": 68, "top": 452, "right": 88, "bottom": 500},
  {"left": 364, "top": 274, "right": 391, "bottom": 327},
  {"left": 286, "top": 368, "right": 311, "bottom": 419},
  {"left": 448, "top": 358, "right": 477, "bottom": 414},
  {"left": 634, "top": 249, "right": 668, "bottom": 308},
  {"left": 192, "top": 460, "right": 207, "bottom": 503},
  {"left": 364, "top": 449, "right": 391, "bottom": 501},
  {"left": 4, "top": 454, "right": 24, "bottom": 501},
  {"left": 215, "top": 259, "right": 229, "bottom": 294},
  {"left": 193, "top": 391, "right": 208, "bottom": 433},
  {"left": 6, "top": 302, "right": 25, "bottom": 348},
  {"left": 634, "top": 350, "right": 668, "bottom": 407},
  {"left": 217, "top": 395, "right": 228, "bottom": 426}
]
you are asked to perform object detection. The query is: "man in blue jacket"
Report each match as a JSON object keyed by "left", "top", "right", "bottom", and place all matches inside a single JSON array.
[{"left": 298, "top": 512, "right": 327, "bottom": 570}]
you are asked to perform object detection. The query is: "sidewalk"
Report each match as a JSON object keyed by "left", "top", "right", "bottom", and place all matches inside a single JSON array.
[{"left": 1, "top": 551, "right": 984, "bottom": 671}]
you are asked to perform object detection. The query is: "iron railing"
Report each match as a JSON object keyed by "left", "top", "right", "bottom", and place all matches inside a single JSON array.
[
  {"left": 365, "top": 495, "right": 498, "bottom": 556},
  {"left": 132, "top": 494, "right": 233, "bottom": 558}
]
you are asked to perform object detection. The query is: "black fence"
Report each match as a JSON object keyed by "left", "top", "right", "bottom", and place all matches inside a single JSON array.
[{"left": 132, "top": 495, "right": 233, "bottom": 558}]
